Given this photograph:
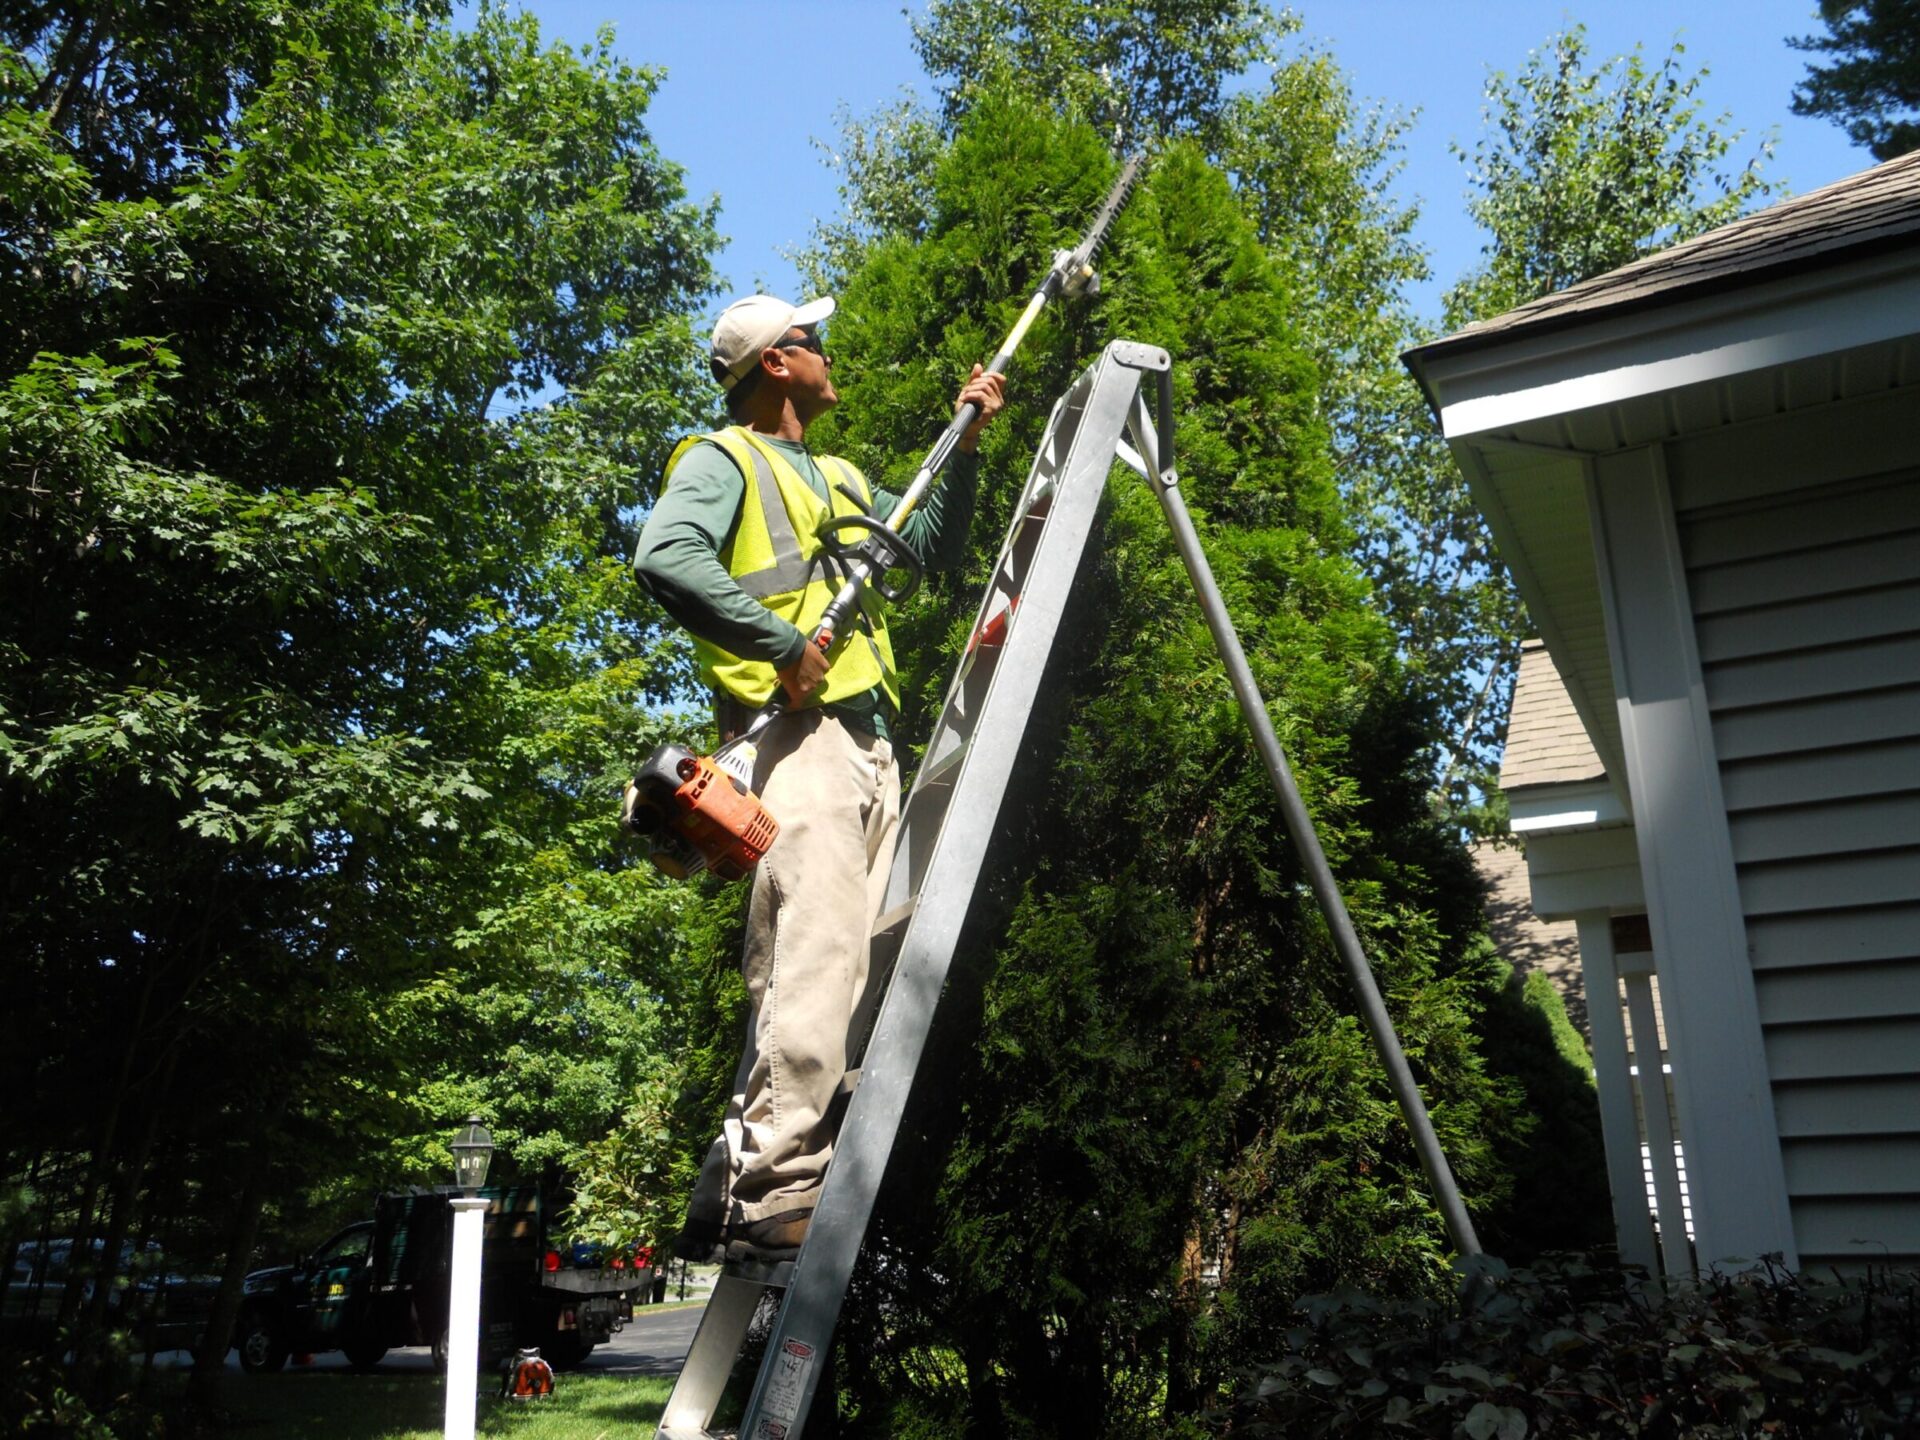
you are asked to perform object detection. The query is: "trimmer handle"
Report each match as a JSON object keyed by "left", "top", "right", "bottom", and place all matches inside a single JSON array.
[{"left": 816, "top": 513, "right": 924, "bottom": 604}]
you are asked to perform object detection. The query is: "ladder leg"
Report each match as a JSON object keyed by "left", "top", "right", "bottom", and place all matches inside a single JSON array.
[{"left": 1121, "top": 376, "right": 1483, "bottom": 1261}]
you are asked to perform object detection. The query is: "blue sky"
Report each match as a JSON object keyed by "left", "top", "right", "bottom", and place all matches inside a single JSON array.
[{"left": 524, "top": 1, "right": 1869, "bottom": 323}]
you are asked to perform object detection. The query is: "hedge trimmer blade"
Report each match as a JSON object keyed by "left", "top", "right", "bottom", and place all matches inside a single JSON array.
[{"left": 1068, "top": 152, "right": 1147, "bottom": 274}]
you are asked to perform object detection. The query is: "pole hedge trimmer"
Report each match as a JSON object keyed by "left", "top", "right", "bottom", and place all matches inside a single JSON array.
[{"left": 623, "top": 155, "right": 1147, "bottom": 880}]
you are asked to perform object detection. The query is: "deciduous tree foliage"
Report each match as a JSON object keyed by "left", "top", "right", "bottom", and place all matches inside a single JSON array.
[
  {"left": 0, "top": 0, "right": 715, "bottom": 1406},
  {"left": 1445, "top": 26, "right": 1776, "bottom": 326},
  {"left": 914, "top": 0, "right": 1280, "bottom": 152},
  {"left": 1791, "top": 0, "right": 1920, "bottom": 160},
  {"left": 1428, "top": 25, "right": 1775, "bottom": 822},
  {"left": 798, "top": 90, "right": 1530, "bottom": 1437},
  {"left": 1217, "top": 53, "right": 1517, "bottom": 823}
]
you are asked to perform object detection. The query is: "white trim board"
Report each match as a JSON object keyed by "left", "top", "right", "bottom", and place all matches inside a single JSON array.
[
  {"left": 1523, "top": 826, "right": 1646, "bottom": 920},
  {"left": 1418, "top": 251, "right": 1920, "bottom": 441},
  {"left": 1510, "top": 779, "right": 1631, "bottom": 835}
]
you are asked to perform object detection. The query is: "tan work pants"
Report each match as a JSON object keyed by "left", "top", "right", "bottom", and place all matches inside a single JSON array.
[{"left": 689, "top": 711, "right": 900, "bottom": 1226}]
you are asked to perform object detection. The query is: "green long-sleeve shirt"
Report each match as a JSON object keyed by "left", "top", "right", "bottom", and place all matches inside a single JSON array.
[{"left": 634, "top": 432, "right": 979, "bottom": 740}]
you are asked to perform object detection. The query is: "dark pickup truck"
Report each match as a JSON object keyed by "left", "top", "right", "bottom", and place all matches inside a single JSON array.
[{"left": 234, "top": 1185, "right": 652, "bottom": 1373}]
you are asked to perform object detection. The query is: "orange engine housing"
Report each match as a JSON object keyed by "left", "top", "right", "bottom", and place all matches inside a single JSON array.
[{"left": 625, "top": 743, "right": 778, "bottom": 882}]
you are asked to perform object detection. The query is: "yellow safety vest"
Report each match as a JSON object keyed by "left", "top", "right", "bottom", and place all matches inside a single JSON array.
[{"left": 660, "top": 426, "right": 901, "bottom": 712}]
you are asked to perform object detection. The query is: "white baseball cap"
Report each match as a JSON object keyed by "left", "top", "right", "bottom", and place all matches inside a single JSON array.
[{"left": 710, "top": 294, "right": 836, "bottom": 390}]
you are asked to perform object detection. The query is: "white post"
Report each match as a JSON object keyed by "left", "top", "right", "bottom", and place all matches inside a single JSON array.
[
  {"left": 444, "top": 1195, "right": 488, "bottom": 1440},
  {"left": 1622, "top": 968, "right": 1692, "bottom": 1277},
  {"left": 1586, "top": 446, "right": 1797, "bottom": 1267},
  {"left": 1574, "top": 914, "right": 1660, "bottom": 1276}
]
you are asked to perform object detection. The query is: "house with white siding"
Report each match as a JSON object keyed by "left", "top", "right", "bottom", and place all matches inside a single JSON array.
[{"left": 1403, "top": 149, "right": 1920, "bottom": 1277}]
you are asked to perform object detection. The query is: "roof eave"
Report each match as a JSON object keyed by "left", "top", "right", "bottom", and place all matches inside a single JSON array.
[
  {"left": 1405, "top": 227, "right": 1920, "bottom": 377},
  {"left": 1406, "top": 246, "right": 1920, "bottom": 444}
]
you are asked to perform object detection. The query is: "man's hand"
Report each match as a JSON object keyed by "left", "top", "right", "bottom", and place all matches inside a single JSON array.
[
  {"left": 955, "top": 363, "right": 1007, "bottom": 453},
  {"left": 777, "top": 638, "right": 831, "bottom": 705}
]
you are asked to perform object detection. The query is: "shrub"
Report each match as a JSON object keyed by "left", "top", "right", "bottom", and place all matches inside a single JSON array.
[
  {"left": 1222, "top": 1253, "right": 1920, "bottom": 1437},
  {"left": 0, "top": 1349, "right": 123, "bottom": 1440},
  {"left": 1470, "top": 956, "right": 1614, "bottom": 1261}
]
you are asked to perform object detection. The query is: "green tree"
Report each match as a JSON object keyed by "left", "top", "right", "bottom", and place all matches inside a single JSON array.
[
  {"left": 913, "top": 0, "right": 1282, "bottom": 152},
  {"left": 801, "top": 91, "right": 1524, "bottom": 1437},
  {"left": 835, "top": 0, "right": 1526, "bottom": 826},
  {"left": 0, "top": 0, "right": 716, "bottom": 1410},
  {"left": 1792, "top": 0, "right": 1920, "bottom": 160},
  {"left": 1432, "top": 25, "right": 1775, "bottom": 818},
  {"left": 1215, "top": 55, "right": 1521, "bottom": 824},
  {"left": 1446, "top": 25, "right": 1776, "bottom": 325}
]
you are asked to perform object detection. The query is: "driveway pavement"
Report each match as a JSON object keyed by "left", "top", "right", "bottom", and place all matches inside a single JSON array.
[{"left": 583, "top": 1301, "right": 706, "bottom": 1376}]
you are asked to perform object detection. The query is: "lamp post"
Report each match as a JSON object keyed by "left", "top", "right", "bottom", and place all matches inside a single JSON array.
[{"left": 444, "top": 1116, "right": 493, "bottom": 1440}]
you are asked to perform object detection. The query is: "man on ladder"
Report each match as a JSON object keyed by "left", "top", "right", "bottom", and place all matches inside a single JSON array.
[{"left": 633, "top": 293, "right": 1006, "bottom": 1264}]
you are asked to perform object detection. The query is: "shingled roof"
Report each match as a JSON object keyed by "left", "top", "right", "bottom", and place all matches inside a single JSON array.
[
  {"left": 1501, "top": 639, "right": 1605, "bottom": 792},
  {"left": 1407, "top": 149, "right": 1920, "bottom": 362}
]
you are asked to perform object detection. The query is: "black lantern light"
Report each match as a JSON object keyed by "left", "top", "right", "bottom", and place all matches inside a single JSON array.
[{"left": 451, "top": 1116, "right": 494, "bottom": 1194}]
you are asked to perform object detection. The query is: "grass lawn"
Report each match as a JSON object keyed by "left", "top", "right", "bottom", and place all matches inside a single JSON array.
[{"left": 211, "top": 1371, "right": 672, "bottom": 1439}]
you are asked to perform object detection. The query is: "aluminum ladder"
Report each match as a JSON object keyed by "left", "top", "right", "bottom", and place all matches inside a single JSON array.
[{"left": 654, "top": 340, "right": 1478, "bottom": 1440}]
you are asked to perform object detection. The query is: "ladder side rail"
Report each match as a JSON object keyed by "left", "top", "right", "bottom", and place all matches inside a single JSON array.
[
  {"left": 1120, "top": 380, "right": 1484, "bottom": 1261},
  {"left": 732, "top": 344, "right": 1165, "bottom": 1440},
  {"left": 881, "top": 374, "right": 1093, "bottom": 907},
  {"left": 841, "top": 372, "right": 1102, "bottom": 1084}
]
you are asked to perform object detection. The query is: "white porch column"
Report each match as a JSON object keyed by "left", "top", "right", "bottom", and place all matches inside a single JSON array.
[
  {"left": 1618, "top": 955, "right": 1693, "bottom": 1276},
  {"left": 1573, "top": 914, "right": 1659, "bottom": 1275},
  {"left": 1586, "top": 444, "right": 1798, "bottom": 1267}
]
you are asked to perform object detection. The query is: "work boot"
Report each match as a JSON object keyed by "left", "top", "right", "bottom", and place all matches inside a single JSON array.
[
  {"left": 726, "top": 1209, "right": 811, "bottom": 1261},
  {"left": 671, "top": 1216, "right": 727, "bottom": 1263}
]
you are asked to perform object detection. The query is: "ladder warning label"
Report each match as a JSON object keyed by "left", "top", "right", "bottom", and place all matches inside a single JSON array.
[{"left": 757, "top": 1336, "right": 816, "bottom": 1433}]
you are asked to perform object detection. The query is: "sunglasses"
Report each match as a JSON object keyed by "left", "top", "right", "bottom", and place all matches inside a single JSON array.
[{"left": 773, "top": 331, "right": 825, "bottom": 357}]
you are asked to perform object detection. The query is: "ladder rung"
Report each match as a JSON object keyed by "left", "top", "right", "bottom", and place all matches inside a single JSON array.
[
  {"left": 715, "top": 1256, "right": 795, "bottom": 1286},
  {"left": 916, "top": 736, "right": 968, "bottom": 789},
  {"left": 951, "top": 642, "right": 993, "bottom": 689},
  {"left": 870, "top": 898, "right": 916, "bottom": 939},
  {"left": 966, "top": 595, "right": 1019, "bottom": 655}
]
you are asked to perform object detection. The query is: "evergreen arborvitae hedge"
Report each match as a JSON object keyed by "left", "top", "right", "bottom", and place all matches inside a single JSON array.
[{"left": 749, "top": 90, "right": 1609, "bottom": 1435}]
